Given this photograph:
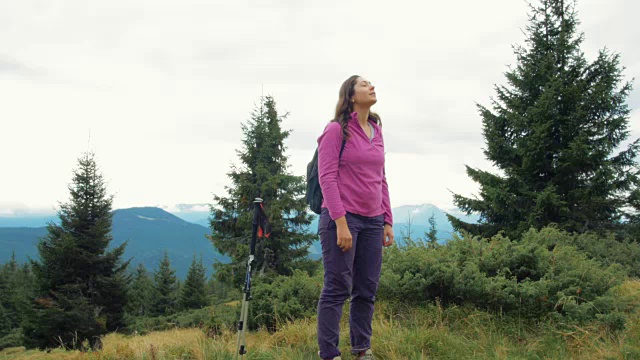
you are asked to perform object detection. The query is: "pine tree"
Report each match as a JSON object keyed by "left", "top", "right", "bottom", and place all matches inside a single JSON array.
[
  {"left": 426, "top": 211, "right": 438, "bottom": 248},
  {"left": 0, "top": 254, "right": 18, "bottom": 331},
  {"left": 400, "top": 212, "right": 419, "bottom": 246},
  {"left": 448, "top": 0, "right": 638, "bottom": 239},
  {"left": 179, "top": 256, "right": 208, "bottom": 310},
  {"left": 0, "top": 256, "right": 35, "bottom": 350},
  {"left": 0, "top": 271, "right": 10, "bottom": 337},
  {"left": 625, "top": 190, "right": 640, "bottom": 238},
  {"left": 25, "top": 152, "right": 129, "bottom": 350},
  {"left": 126, "top": 264, "right": 154, "bottom": 317},
  {"left": 3, "top": 252, "right": 17, "bottom": 273},
  {"left": 13, "top": 264, "right": 35, "bottom": 329},
  {"left": 206, "top": 276, "right": 239, "bottom": 305},
  {"left": 208, "top": 96, "right": 316, "bottom": 286},
  {"left": 151, "top": 252, "right": 178, "bottom": 316}
]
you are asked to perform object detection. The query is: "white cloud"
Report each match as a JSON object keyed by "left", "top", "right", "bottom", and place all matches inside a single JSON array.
[
  {"left": 1, "top": 0, "right": 638, "bottom": 212},
  {"left": 0, "top": 209, "right": 16, "bottom": 216},
  {"left": 0, "top": 202, "right": 56, "bottom": 216},
  {"left": 188, "top": 204, "right": 210, "bottom": 212},
  {"left": 159, "top": 203, "right": 209, "bottom": 213}
]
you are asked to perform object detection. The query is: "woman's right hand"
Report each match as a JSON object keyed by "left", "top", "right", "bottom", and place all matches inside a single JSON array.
[{"left": 335, "top": 216, "right": 352, "bottom": 252}]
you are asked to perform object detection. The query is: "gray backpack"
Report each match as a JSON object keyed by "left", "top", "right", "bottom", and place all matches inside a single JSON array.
[{"left": 305, "top": 139, "right": 346, "bottom": 214}]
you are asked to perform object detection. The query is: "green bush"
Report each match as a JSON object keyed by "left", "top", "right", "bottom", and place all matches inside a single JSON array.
[
  {"left": 0, "top": 328, "right": 23, "bottom": 350},
  {"left": 203, "top": 303, "right": 239, "bottom": 336},
  {"left": 208, "top": 279, "right": 242, "bottom": 306},
  {"left": 126, "top": 314, "right": 171, "bottom": 335},
  {"left": 250, "top": 269, "right": 322, "bottom": 331},
  {"left": 127, "top": 269, "right": 323, "bottom": 335},
  {"left": 566, "top": 231, "right": 640, "bottom": 278},
  {"left": 378, "top": 227, "right": 634, "bottom": 326},
  {"left": 125, "top": 302, "right": 240, "bottom": 337}
]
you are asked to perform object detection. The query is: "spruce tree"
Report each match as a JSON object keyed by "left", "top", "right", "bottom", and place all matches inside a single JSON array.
[
  {"left": 448, "top": 0, "right": 638, "bottom": 239},
  {"left": 0, "top": 271, "right": 9, "bottom": 337},
  {"left": 0, "top": 254, "right": 34, "bottom": 340},
  {"left": 0, "top": 254, "right": 18, "bottom": 331},
  {"left": 25, "top": 152, "right": 129, "bottom": 350},
  {"left": 13, "top": 264, "right": 35, "bottom": 331},
  {"left": 151, "top": 252, "right": 178, "bottom": 316},
  {"left": 126, "top": 264, "right": 154, "bottom": 317},
  {"left": 426, "top": 211, "right": 438, "bottom": 248},
  {"left": 3, "top": 253, "right": 17, "bottom": 273},
  {"left": 625, "top": 190, "right": 640, "bottom": 238},
  {"left": 179, "top": 256, "right": 208, "bottom": 310},
  {"left": 0, "top": 257, "right": 33, "bottom": 350},
  {"left": 400, "top": 212, "right": 418, "bottom": 246},
  {"left": 208, "top": 96, "right": 316, "bottom": 286}
]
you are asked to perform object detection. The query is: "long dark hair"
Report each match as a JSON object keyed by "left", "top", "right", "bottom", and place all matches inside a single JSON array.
[{"left": 331, "top": 75, "right": 381, "bottom": 139}]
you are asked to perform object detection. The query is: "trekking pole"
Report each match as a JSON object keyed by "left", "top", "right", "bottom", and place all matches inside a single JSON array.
[{"left": 236, "top": 197, "right": 262, "bottom": 358}]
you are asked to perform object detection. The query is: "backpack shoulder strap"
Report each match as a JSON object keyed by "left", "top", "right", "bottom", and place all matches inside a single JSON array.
[{"left": 338, "top": 139, "right": 346, "bottom": 159}]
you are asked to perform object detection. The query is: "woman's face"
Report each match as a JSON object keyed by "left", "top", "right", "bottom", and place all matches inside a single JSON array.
[{"left": 351, "top": 77, "right": 377, "bottom": 107}]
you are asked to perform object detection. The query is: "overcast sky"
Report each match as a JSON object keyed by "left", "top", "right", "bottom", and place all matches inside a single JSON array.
[{"left": 1, "top": 0, "right": 639, "bottom": 216}]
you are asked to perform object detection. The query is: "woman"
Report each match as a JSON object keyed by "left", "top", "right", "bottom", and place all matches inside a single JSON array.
[{"left": 316, "top": 75, "right": 394, "bottom": 360}]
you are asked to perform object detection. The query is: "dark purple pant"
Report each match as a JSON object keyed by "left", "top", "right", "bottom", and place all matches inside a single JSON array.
[{"left": 317, "top": 208, "right": 384, "bottom": 359}]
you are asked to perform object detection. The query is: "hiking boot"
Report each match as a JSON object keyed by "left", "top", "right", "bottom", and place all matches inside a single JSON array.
[
  {"left": 318, "top": 351, "right": 341, "bottom": 360},
  {"left": 354, "top": 349, "right": 375, "bottom": 360}
]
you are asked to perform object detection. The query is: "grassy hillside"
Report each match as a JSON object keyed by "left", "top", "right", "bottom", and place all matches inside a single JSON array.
[{"left": 2, "top": 279, "right": 639, "bottom": 360}]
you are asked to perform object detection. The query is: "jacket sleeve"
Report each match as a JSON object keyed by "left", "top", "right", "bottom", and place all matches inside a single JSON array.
[
  {"left": 318, "top": 122, "right": 346, "bottom": 220},
  {"left": 381, "top": 131, "right": 393, "bottom": 226}
]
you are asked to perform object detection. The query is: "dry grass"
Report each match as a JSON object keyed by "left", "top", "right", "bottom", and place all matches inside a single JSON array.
[{"left": 3, "top": 280, "right": 640, "bottom": 360}]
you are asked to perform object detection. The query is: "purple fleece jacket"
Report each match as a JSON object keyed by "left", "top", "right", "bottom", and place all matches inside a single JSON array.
[{"left": 317, "top": 111, "right": 393, "bottom": 226}]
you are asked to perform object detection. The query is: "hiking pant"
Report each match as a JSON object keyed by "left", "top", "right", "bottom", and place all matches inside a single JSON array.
[{"left": 316, "top": 208, "right": 384, "bottom": 359}]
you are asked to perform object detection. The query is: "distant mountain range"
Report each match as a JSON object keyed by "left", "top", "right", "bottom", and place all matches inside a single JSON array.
[
  {"left": 0, "top": 215, "right": 59, "bottom": 228},
  {"left": 0, "top": 204, "right": 477, "bottom": 277},
  {"left": 0, "top": 207, "right": 227, "bottom": 279},
  {"left": 305, "top": 204, "right": 477, "bottom": 256},
  {"left": 148, "top": 203, "right": 476, "bottom": 257}
]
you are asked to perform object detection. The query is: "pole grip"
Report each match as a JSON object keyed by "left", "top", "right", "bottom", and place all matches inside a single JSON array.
[{"left": 250, "top": 198, "right": 262, "bottom": 257}]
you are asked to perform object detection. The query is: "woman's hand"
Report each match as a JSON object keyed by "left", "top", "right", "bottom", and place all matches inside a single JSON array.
[
  {"left": 335, "top": 216, "right": 352, "bottom": 252},
  {"left": 383, "top": 224, "right": 394, "bottom": 247}
]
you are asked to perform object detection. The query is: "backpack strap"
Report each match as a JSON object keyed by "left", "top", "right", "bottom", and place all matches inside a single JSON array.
[{"left": 338, "top": 139, "right": 346, "bottom": 160}]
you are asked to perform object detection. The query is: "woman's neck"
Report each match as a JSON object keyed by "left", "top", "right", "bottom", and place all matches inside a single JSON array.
[{"left": 352, "top": 105, "right": 370, "bottom": 127}]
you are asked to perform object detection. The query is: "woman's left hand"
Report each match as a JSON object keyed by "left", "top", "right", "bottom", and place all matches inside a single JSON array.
[{"left": 383, "top": 224, "right": 394, "bottom": 247}]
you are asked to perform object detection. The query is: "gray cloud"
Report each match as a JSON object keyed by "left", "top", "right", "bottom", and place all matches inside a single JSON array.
[
  {"left": 1, "top": 0, "right": 638, "bottom": 211},
  {"left": 0, "top": 55, "right": 44, "bottom": 77}
]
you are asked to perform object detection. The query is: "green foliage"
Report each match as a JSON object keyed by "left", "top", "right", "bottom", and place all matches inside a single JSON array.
[
  {"left": 426, "top": 211, "right": 439, "bottom": 248},
  {"left": 250, "top": 269, "right": 322, "bottom": 331},
  {"left": 208, "top": 96, "right": 315, "bottom": 287},
  {"left": 0, "top": 328, "right": 23, "bottom": 350},
  {"left": 207, "top": 277, "right": 242, "bottom": 306},
  {"left": 125, "top": 304, "right": 239, "bottom": 337},
  {"left": 378, "top": 227, "right": 634, "bottom": 326},
  {"left": 126, "top": 307, "right": 209, "bottom": 335},
  {"left": 0, "top": 255, "right": 35, "bottom": 350},
  {"left": 0, "top": 271, "right": 11, "bottom": 336},
  {"left": 449, "top": 0, "right": 639, "bottom": 239},
  {"left": 570, "top": 232, "right": 640, "bottom": 278},
  {"left": 204, "top": 303, "right": 240, "bottom": 336},
  {"left": 25, "top": 287, "right": 107, "bottom": 350},
  {"left": 151, "top": 252, "right": 178, "bottom": 316},
  {"left": 126, "top": 264, "right": 154, "bottom": 317},
  {"left": 25, "top": 152, "right": 129, "bottom": 351},
  {"left": 179, "top": 256, "right": 208, "bottom": 311},
  {"left": 9, "top": 294, "right": 640, "bottom": 359}
]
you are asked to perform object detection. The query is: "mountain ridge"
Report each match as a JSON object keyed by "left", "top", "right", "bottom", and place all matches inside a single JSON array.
[
  {"left": 0, "top": 207, "right": 228, "bottom": 278},
  {"left": 0, "top": 204, "right": 477, "bottom": 272}
]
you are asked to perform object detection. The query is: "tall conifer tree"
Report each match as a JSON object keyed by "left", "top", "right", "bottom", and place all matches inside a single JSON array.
[
  {"left": 209, "top": 96, "right": 315, "bottom": 286},
  {"left": 449, "top": 0, "right": 638, "bottom": 238},
  {"left": 25, "top": 152, "right": 129, "bottom": 350}
]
